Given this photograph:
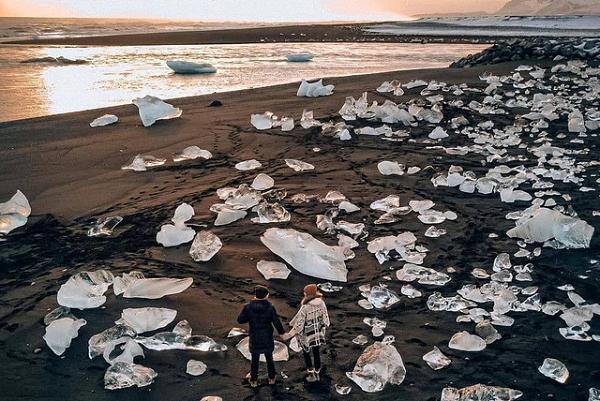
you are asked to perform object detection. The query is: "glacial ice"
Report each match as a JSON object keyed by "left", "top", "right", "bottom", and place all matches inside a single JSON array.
[
  {"left": 297, "top": 79, "right": 334, "bottom": 97},
  {"left": 448, "top": 331, "right": 487, "bottom": 351},
  {"left": 156, "top": 203, "right": 195, "bottom": 247},
  {"left": 117, "top": 308, "right": 177, "bottom": 334},
  {"left": 256, "top": 260, "right": 291, "bottom": 280},
  {"left": 189, "top": 231, "right": 222, "bottom": 262},
  {"left": 285, "top": 159, "right": 314, "bottom": 172},
  {"left": 401, "top": 284, "right": 422, "bottom": 298},
  {"left": 104, "top": 362, "right": 157, "bottom": 390},
  {"left": 213, "top": 206, "right": 247, "bottom": 226},
  {"left": 0, "top": 190, "right": 31, "bottom": 235},
  {"left": 235, "top": 159, "right": 262, "bottom": 171},
  {"left": 251, "top": 173, "right": 275, "bottom": 190},
  {"left": 538, "top": 358, "right": 569, "bottom": 383},
  {"left": 227, "top": 327, "right": 248, "bottom": 338},
  {"left": 370, "top": 195, "right": 400, "bottom": 212},
  {"left": 137, "top": 320, "right": 227, "bottom": 352},
  {"left": 300, "top": 109, "right": 321, "bottom": 128},
  {"left": 186, "top": 360, "right": 208, "bottom": 376},
  {"left": 88, "top": 323, "right": 137, "bottom": 359},
  {"left": 44, "top": 306, "right": 77, "bottom": 325},
  {"left": 173, "top": 146, "right": 213, "bottom": 162},
  {"left": 590, "top": 388, "right": 600, "bottom": 401},
  {"left": 43, "top": 317, "right": 87, "bottom": 356},
  {"left": 261, "top": 228, "right": 348, "bottom": 282},
  {"left": 429, "top": 127, "right": 449, "bottom": 139},
  {"left": 367, "top": 285, "right": 401, "bottom": 309},
  {"left": 279, "top": 116, "right": 294, "bottom": 131},
  {"left": 57, "top": 270, "right": 114, "bottom": 309},
  {"left": 346, "top": 341, "right": 406, "bottom": 393},
  {"left": 378, "top": 161, "right": 404, "bottom": 176},
  {"left": 133, "top": 95, "right": 182, "bottom": 127},
  {"left": 422, "top": 346, "right": 451, "bottom": 370},
  {"left": 286, "top": 53, "right": 313, "bottom": 62},
  {"left": 318, "top": 282, "right": 343, "bottom": 292},
  {"left": 475, "top": 320, "right": 502, "bottom": 344},
  {"left": 251, "top": 203, "right": 291, "bottom": 223},
  {"left": 113, "top": 271, "right": 145, "bottom": 296},
  {"left": 339, "top": 201, "right": 360, "bottom": 213},
  {"left": 251, "top": 112, "right": 277, "bottom": 130},
  {"left": 87, "top": 216, "right": 123, "bottom": 237},
  {"left": 122, "top": 277, "right": 193, "bottom": 299},
  {"left": 223, "top": 184, "right": 263, "bottom": 210},
  {"left": 103, "top": 337, "right": 144, "bottom": 365},
  {"left": 396, "top": 264, "right": 451, "bottom": 286},
  {"left": 166, "top": 61, "right": 216, "bottom": 74},
  {"left": 441, "top": 384, "right": 523, "bottom": 401},
  {"left": 236, "top": 336, "right": 289, "bottom": 361},
  {"left": 121, "top": 154, "right": 166, "bottom": 171},
  {"left": 335, "top": 384, "right": 352, "bottom": 395},
  {"left": 493, "top": 253, "right": 511, "bottom": 271},
  {"left": 90, "top": 114, "right": 118, "bottom": 127}
]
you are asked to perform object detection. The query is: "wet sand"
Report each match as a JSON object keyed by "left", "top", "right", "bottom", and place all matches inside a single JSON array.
[{"left": 0, "top": 61, "right": 599, "bottom": 401}]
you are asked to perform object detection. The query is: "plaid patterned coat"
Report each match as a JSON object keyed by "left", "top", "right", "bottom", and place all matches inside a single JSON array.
[{"left": 289, "top": 297, "right": 330, "bottom": 352}]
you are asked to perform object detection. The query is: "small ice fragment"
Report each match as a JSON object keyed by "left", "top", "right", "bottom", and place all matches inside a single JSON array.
[
  {"left": 251, "top": 202, "right": 291, "bottom": 223},
  {"left": 251, "top": 112, "right": 277, "bottom": 130},
  {"left": 285, "top": 159, "right": 314, "bottom": 172},
  {"left": 102, "top": 337, "right": 144, "bottom": 365},
  {"left": 113, "top": 271, "right": 145, "bottom": 296},
  {"left": 137, "top": 320, "right": 226, "bottom": 352},
  {"left": 423, "top": 346, "right": 451, "bottom": 370},
  {"left": 213, "top": 206, "right": 247, "bottom": 226},
  {"left": 429, "top": 127, "right": 448, "bottom": 139},
  {"left": 121, "top": 154, "right": 166, "bottom": 171},
  {"left": 156, "top": 203, "right": 195, "bottom": 247},
  {"left": 401, "top": 284, "right": 422, "bottom": 298},
  {"left": 472, "top": 268, "right": 490, "bottom": 279},
  {"left": 367, "top": 285, "right": 401, "bottom": 309},
  {"left": 122, "top": 277, "right": 193, "bottom": 299},
  {"left": 407, "top": 166, "right": 421, "bottom": 175},
  {"left": 104, "top": 362, "right": 157, "bottom": 390},
  {"left": 297, "top": 79, "right": 334, "bottom": 97},
  {"left": 44, "top": 306, "right": 77, "bottom": 325},
  {"left": 475, "top": 320, "right": 501, "bottom": 344},
  {"left": 173, "top": 146, "right": 213, "bottom": 162},
  {"left": 300, "top": 109, "right": 321, "bottom": 128},
  {"left": 425, "top": 226, "right": 446, "bottom": 238},
  {"left": 186, "top": 360, "right": 207, "bottom": 376},
  {"left": 335, "top": 384, "right": 352, "bottom": 395},
  {"left": 378, "top": 161, "right": 404, "bottom": 176},
  {"left": 90, "top": 114, "right": 118, "bottom": 127},
  {"left": 256, "top": 260, "right": 291, "bottom": 280},
  {"left": 57, "top": 270, "right": 114, "bottom": 309},
  {"left": 251, "top": 173, "right": 275, "bottom": 190},
  {"left": 448, "top": 331, "right": 486, "bottom": 351},
  {"left": 493, "top": 253, "right": 511, "bottom": 271},
  {"left": 88, "top": 324, "right": 137, "bottom": 359},
  {"left": 189, "top": 231, "right": 222, "bottom": 262},
  {"left": 133, "top": 95, "right": 182, "bottom": 127},
  {"left": 235, "top": 159, "right": 262, "bottom": 171},
  {"left": 227, "top": 327, "right": 248, "bottom": 337},
  {"left": 117, "top": 307, "right": 177, "bottom": 334},
  {"left": 88, "top": 216, "right": 123, "bottom": 237},
  {"left": 280, "top": 117, "right": 294, "bottom": 131},
  {"left": 590, "top": 388, "right": 600, "bottom": 401},
  {"left": 236, "top": 336, "right": 288, "bottom": 361},
  {"left": 43, "top": 317, "right": 87, "bottom": 355},
  {"left": 166, "top": 61, "right": 216, "bottom": 74},
  {"left": 538, "top": 358, "right": 569, "bottom": 383},
  {"left": 318, "top": 282, "right": 343, "bottom": 292},
  {"left": 200, "top": 397, "right": 222, "bottom": 401},
  {"left": 352, "top": 335, "right": 369, "bottom": 345},
  {"left": 441, "top": 384, "right": 523, "bottom": 401},
  {"left": 345, "top": 341, "right": 406, "bottom": 392},
  {"left": 339, "top": 201, "right": 360, "bottom": 213},
  {"left": 0, "top": 190, "right": 31, "bottom": 235},
  {"left": 358, "top": 299, "right": 374, "bottom": 310},
  {"left": 409, "top": 200, "right": 434, "bottom": 212},
  {"left": 286, "top": 53, "right": 313, "bottom": 62}
]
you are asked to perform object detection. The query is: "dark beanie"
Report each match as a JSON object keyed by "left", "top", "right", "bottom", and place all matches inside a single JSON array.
[{"left": 255, "top": 285, "right": 269, "bottom": 299}]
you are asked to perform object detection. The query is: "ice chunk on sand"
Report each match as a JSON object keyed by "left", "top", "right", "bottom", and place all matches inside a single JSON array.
[
  {"left": 189, "top": 231, "right": 222, "bottom": 261},
  {"left": 285, "top": 159, "right": 314, "bottom": 172},
  {"left": 261, "top": 228, "right": 348, "bottom": 282},
  {"left": 257, "top": 260, "right": 291, "bottom": 280},
  {"left": 186, "top": 359, "right": 207, "bottom": 376},
  {"left": 236, "top": 336, "right": 288, "bottom": 361},
  {"left": 251, "top": 173, "right": 275, "bottom": 190},
  {"left": 213, "top": 206, "right": 247, "bottom": 226},
  {"left": 156, "top": 203, "right": 195, "bottom": 247},
  {"left": 113, "top": 271, "right": 145, "bottom": 296},
  {"left": 223, "top": 184, "right": 263, "bottom": 210},
  {"left": 590, "top": 388, "right": 600, "bottom": 401},
  {"left": 401, "top": 284, "right": 422, "bottom": 298},
  {"left": 57, "top": 270, "right": 114, "bottom": 309},
  {"left": 90, "top": 114, "right": 118, "bottom": 127},
  {"left": 166, "top": 61, "right": 216, "bottom": 74},
  {"left": 346, "top": 341, "right": 406, "bottom": 392},
  {"left": 173, "top": 146, "right": 213, "bottom": 162},
  {"left": 475, "top": 320, "right": 501, "bottom": 344},
  {"left": 429, "top": 127, "right": 448, "bottom": 139},
  {"left": 339, "top": 201, "right": 360, "bottom": 213},
  {"left": 367, "top": 285, "right": 401, "bottom": 309},
  {"left": 539, "top": 358, "right": 568, "bottom": 383},
  {"left": 235, "top": 159, "right": 262, "bottom": 171},
  {"left": 297, "top": 79, "right": 334, "bottom": 97},
  {"left": 378, "top": 161, "right": 404, "bottom": 176},
  {"left": 123, "top": 277, "right": 193, "bottom": 299},
  {"left": 441, "top": 384, "right": 523, "bottom": 401},
  {"left": 133, "top": 95, "right": 182, "bottom": 127},
  {"left": 286, "top": 53, "right": 313, "bottom": 62},
  {"left": 43, "top": 317, "right": 86, "bottom": 356},
  {"left": 251, "top": 112, "right": 277, "bottom": 130},
  {"left": 370, "top": 195, "right": 400, "bottom": 212},
  {"left": 396, "top": 264, "right": 451, "bottom": 286},
  {"left": 88, "top": 323, "right": 137, "bottom": 359},
  {"left": 88, "top": 216, "right": 123, "bottom": 237},
  {"left": 300, "top": 109, "right": 321, "bottom": 128},
  {"left": 318, "top": 282, "right": 343, "bottom": 292},
  {"left": 423, "top": 346, "right": 451, "bottom": 370},
  {"left": 507, "top": 208, "right": 594, "bottom": 249},
  {"left": 121, "top": 154, "right": 166, "bottom": 171},
  {"left": 104, "top": 362, "right": 157, "bottom": 390},
  {"left": 448, "top": 331, "right": 486, "bottom": 351},
  {"left": 0, "top": 190, "right": 31, "bottom": 235},
  {"left": 252, "top": 202, "right": 291, "bottom": 224},
  {"left": 44, "top": 306, "right": 77, "bottom": 325},
  {"left": 117, "top": 308, "right": 177, "bottom": 334},
  {"left": 279, "top": 116, "right": 294, "bottom": 131},
  {"left": 137, "top": 320, "right": 226, "bottom": 352},
  {"left": 500, "top": 188, "right": 532, "bottom": 203},
  {"left": 103, "top": 337, "right": 144, "bottom": 365},
  {"left": 227, "top": 327, "right": 247, "bottom": 338}
]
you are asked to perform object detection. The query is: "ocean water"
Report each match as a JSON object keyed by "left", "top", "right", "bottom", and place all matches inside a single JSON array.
[{"left": 0, "top": 42, "right": 487, "bottom": 122}]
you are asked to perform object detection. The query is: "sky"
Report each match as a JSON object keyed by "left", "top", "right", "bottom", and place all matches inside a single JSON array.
[{"left": 0, "top": 0, "right": 510, "bottom": 20}]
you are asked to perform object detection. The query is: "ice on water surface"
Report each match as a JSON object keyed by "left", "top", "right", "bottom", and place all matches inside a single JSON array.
[
  {"left": 423, "top": 346, "right": 451, "bottom": 370},
  {"left": 297, "top": 79, "right": 334, "bottom": 97},
  {"left": 256, "top": 260, "right": 291, "bottom": 280},
  {"left": 104, "top": 362, "right": 157, "bottom": 390},
  {"left": 189, "top": 231, "right": 222, "bottom": 261},
  {"left": 538, "top": 358, "right": 569, "bottom": 383},
  {"left": 90, "top": 114, "right": 118, "bottom": 127},
  {"left": 122, "top": 277, "right": 193, "bottom": 299},
  {"left": 121, "top": 154, "right": 166, "bottom": 172},
  {"left": 44, "top": 317, "right": 87, "bottom": 356},
  {"left": 186, "top": 359, "right": 208, "bottom": 376},
  {"left": 133, "top": 95, "right": 182, "bottom": 127},
  {"left": 173, "top": 146, "right": 213, "bottom": 162},
  {"left": 156, "top": 203, "right": 196, "bottom": 247},
  {"left": 261, "top": 228, "right": 348, "bottom": 282},
  {"left": 346, "top": 341, "right": 406, "bottom": 393},
  {"left": 88, "top": 216, "right": 123, "bottom": 237},
  {"left": 236, "top": 336, "right": 289, "bottom": 361},
  {"left": 166, "top": 61, "right": 216, "bottom": 74},
  {"left": 137, "top": 320, "right": 227, "bottom": 352},
  {"left": 57, "top": 270, "right": 114, "bottom": 309},
  {"left": 0, "top": 190, "right": 31, "bottom": 235},
  {"left": 441, "top": 384, "right": 523, "bottom": 401},
  {"left": 117, "top": 308, "right": 177, "bottom": 334}
]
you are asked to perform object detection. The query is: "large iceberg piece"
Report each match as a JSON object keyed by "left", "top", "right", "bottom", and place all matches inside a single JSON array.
[
  {"left": 117, "top": 308, "right": 177, "bottom": 334},
  {"left": 260, "top": 228, "right": 348, "bottom": 282},
  {"left": 166, "top": 61, "right": 216, "bottom": 74},
  {"left": 104, "top": 362, "right": 157, "bottom": 390},
  {"left": 297, "top": 79, "right": 334, "bottom": 97},
  {"left": 90, "top": 114, "right": 118, "bottom": 127},
  {"left": 538, "top": 358, "right": 569, "bottom": 383},
  {"left": 507, "top": 208, "right": 594, "bottom": 249},
  {"left": 57, "top": 270, "right": 114, "bottom": 309},
  {"left": 0, "top": 190, "right": 31, "bottom": 235},
  {"left": 189, "top": 231, "right": 222, "bottom": 262},
  {"left": 346, "top": 341, "right": 406, "bottom": 392},
  {"left": 133, "top": 95, "right": 182, "bottom": 127},
  {"left": 286, "top": 53, "right": 313, "bottom": 62},
  {"left": 156, "top": 203, "right": 196, "bottom": 247},
  {"left": 173, "top": 146, "right": 213, "bottom": 162},
  {"left": 123, "top": 277, "right": 193, "bottom": 299},
  {"left": 441, "top": 384, "right": 523, "bottom": 401},
  {"left": 43, "top": 317, "right": 87, "bottom": 356},
  {"left": 236, "top": 336, "right": 289, "bottom": 361},
  {"left": 136, "top": 320, "right": 227, "bottom": 352}
]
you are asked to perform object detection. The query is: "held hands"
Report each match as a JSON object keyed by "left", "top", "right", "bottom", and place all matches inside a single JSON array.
[{"left": 280, "top": 332, "right": 293, "bottom": 341}]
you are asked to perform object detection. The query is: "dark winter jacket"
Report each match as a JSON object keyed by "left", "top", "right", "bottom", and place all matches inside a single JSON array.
[{"left": 237, "top": 299, "right": 285, "bottom": 354}]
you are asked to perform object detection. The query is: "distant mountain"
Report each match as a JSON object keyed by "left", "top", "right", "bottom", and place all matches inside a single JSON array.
[{"left": 497, "top": 0, "right": 600, "bottom": 15}]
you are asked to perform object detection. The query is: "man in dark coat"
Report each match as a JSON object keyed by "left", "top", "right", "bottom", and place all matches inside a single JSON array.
[{"left": 237, "top": 285, "right": 285, "bottom": 387}]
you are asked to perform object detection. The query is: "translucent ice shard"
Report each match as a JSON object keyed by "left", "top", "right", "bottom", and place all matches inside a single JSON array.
[
  {"left": 117, "top": 308, "right": 177, "bottom": 334},
  {"left": 237, "top": 336, "right": 288, "bottom": 361},
  {"left": 113, "top": 271, "right": 145, "bottom": 296},
  {"left": 448, "top": 331, "right": 486, "bottom": 351},
  {"left": 137, "top": 320, "right": 226, "bottom": 352},
  {"left": 370, "top": 195, "right": 400, "bottom": 212},
  {"left": 285, "top": 159, "right": 314, "bottom": 172},
  {"left": 429, "top": 127, "right": 448, "bottom": 139},
  {"left": 44, "top": 306, "right": 77, "bottom": 325},
  {"left": 212, "top": 205, "right": 247, "bottom": 226},
  {"left": 224, "top": 184, "right": 262, "bottom": 210},
  {"left": 103, "top": 337, "right": 144, "bottom": 365},
  {"left": 227, "top": 327, "right": 248, "bottom": 338},
  {"left": 186, "top": 360, "right": 207, "bottom": 376},
  {"left": 256, "top": 260, "right": 291, "bottom": 280},
  {"left": 425, "top": 226, "right": 446, "bottom": 238},
  {"left": 300, "top": 109, "right": 321, "bottom": 128},
  {"left": 133, "top": 95, "right": 182, "bottom": 127},
  {"left": 88, "top": 216, "right": 123, "bottom": 237},
  {"left": 251, "top": 202, "right": 291, "bottom": 223},
  {"left": 441, "top": 384, "right": 523, "bottom": 401},
  {"left": 335, "top": 384, "right": 352, "bottom": 395},
  {"left": 475, "top": 320, "right": 501, "bottom": 344},
  {"left": 251, "top": 112, "right": 277, "bottom": 130},
  {"left": 409, "top": 200, "right": 434, "bottom": 212},
  {"left": 121, "top": 154, "right": 166, "bottom": 171},
  {"left": 90, "top": 114, "right": 118, "bottom": 127},
  {"left": 173, "top": 146, "right": 213, "bottom": 162},
  {"left": 500, "top": 188, "right": 532, "bottom": 203},
  {"left": 423, "top": 346, "right": 451, "bottom": 370},
  {"left": 43, "top": 317, "right": 87, "bottom": 356},
  {"left": 189, "top": 231, "right": 222, "bottom": 262},
  {"left": 396, "top": 264, "right": 451, "bottom": 286},
  {"left": 0, "top": 190, "right": 31, "bottom": 235},
  {"left": 104, "top": 362, "right": 157, "bottom": 390},
  {"left": 493, "top": 253, "right": 511, "bottom": 271},
  {"left": 251, "top": 173, "right": 275, "bottom": 190},
  {"left": 352, "top": 334, "right": 369, "bottom": 345},
  {"left": 235, "top": 159, "right": 262, "bottom": 171},
  {"left": 297, "top": 79, "right": 334, "bottom": 97},
  {"left": 346, "top": 341, "right": 406, "bottom": 392},
  {"left": 401, "top": 284, "right": 422, "bottom": 298},
  {"left": 318, "top": 282, "right": 343, "bottom": 292},
  {"left": 286, "top": 53, "right": 313, "bottom": 62},
  {"left": 166, "top": 61, "right": 216, "bottom": 74},
  {"left": 122, "top": 277, "right": 193, "bottom": 299},
  {"left": 261, "top": 228, "right": 347, "bottom": 282},
  {"left": 590, "top": 388, "right": 600, "bottom": 401},
  {"left": 88, "top": 323, "right": 137, "bottom": 359},
  {"left": 538, "top": 358, "right": 568, "bottom": 383},
  {"left": 156, "top": 203, "right": 195, "bottom": 247},
  {"left": 339, "top": 201, "right": 360, "bottom": 213},
  {"left": 378, "top": 161, "right": 404, "bottom": 176},
  {"left": 367, "top": 285, "right": 401, "bottom": 309},
  {"left": 57, "top": 270, "right": 114, "bottom": 309}
]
